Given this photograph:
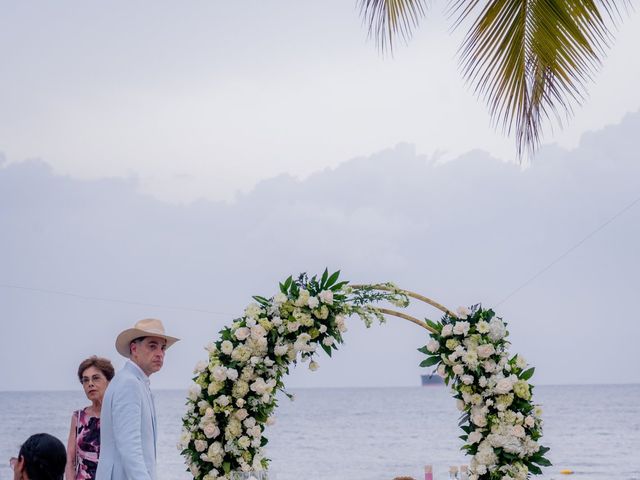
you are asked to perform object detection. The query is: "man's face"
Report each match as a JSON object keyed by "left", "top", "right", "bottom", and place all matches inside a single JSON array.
[{"left": 131, "top": 336, "right": 167, "bottom": 376}]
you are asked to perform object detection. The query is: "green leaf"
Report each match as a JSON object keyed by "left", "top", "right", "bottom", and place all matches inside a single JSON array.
[
  {"left": 331, "top": 280, "right": 349, "bottom": 291},
  {"left": 533, "top": 457, "right": 552, "bottom": 467},
  {"left": 321, "top": 343, "right": 333, "bottom": 357},
  {"left": 425, "top": 319, "right": 441, "bottom": 332},
  {"left": 223, "top": 462, "right": 231, "bottom": 474},
  {"left": 528, "top": 464, "right": 542, "bottom": 475},
  {"left": 252, "top": 295, "right": 270, "bottom": 306},
  {"left": 521, "top": 367, "right": 535, "bottom": 381},
  {"left": 417, "top": 345, "right": 430, "bottom": 354},
  {"left": 325, "top": 270, "right": 341, "bottom": 288},
  {"left": 419, "top": 356, "right": 440, "bottom": 367},
  {"left": 320, "top": 268, "right": 329, "bottom": 287}
]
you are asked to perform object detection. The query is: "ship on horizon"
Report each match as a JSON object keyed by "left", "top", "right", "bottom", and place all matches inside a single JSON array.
[{"left": 421, "top": 373, "right": 445, "bottom": 386}]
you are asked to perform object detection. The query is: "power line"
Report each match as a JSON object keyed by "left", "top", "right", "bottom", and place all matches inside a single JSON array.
[
  {"left": 496, "top": 192, "right": 640, "bottom": 307},
  {"left": 0, "top": 283, "right": 235, "bottom": 317}
]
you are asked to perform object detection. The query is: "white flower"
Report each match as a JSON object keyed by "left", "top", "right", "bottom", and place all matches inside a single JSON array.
[
  {"left": 274, "top": 344, "right": 289, "bottom": 356},
  {"left": 488, "top": 317, "right": 506, "bottom": 341},
  {"left": 203, "top": 423, "right": 220, "bottom": 439},
  {"left": 211, "top": 366, "right": 227, "bottom": 382},
  {"left": 272, "top": 316, "right": 283, "bottom": 326},
  {"left": 235, "top": 327, "right": 250, "bottom": 341},
  {"left": 453, "top": 364, "right": 465, "bottom": 375},
  {"left": 205, "top": 341, "right": 217, "bottom": 353},
  {"left": 456, "top": 306, "right": 470, "bottom": 319},
  {"left": 177, "top": 429, "right": 190, "bottom": 450},
  {"left": 287, "top": 321, "right": 300, "bottom": 332},
  {"left": 461, "top": 374, "right": 475, "bottom": 385},
  {"left": 188, "top": 383, "right": 202, "bottom": 401},
  {"left": 456, "top": 399, "right": 466, "bottom": 411},
  {"left": 273, "top": 292, "right": 288, "bottom": 304},
  {"left": 511, "top": 424, "right": 526, "bottom": 438},
  {"left": 495, "top": 377, "right": 515, "bottom": 395},
  {"left": 478, "top": 376, "right": 488, "bottom": 388},
  {"left": 471, "top": 408, "right": 488, "bottom": 428},
  {"left": 250, "top": 324, "right": 267, "bottom": 339},
  {"left": 309, "top": 360, "right": 319, "bottom": 371},
  {"left": 426, "top": 340, "right": 440, "bottom": 353},
  {"left": 194, "top": 439, "right": 208, "bottom": 452},
  {"left": 437, "top": 364, "right": 447, "bottom": 377},
  {"left": 515, "top": 354, "right": 528, "bottom": 370},
  {"left": 477, "top": 320, "right": 490, "bottom": 334},
  {"left": 453, "top": 321, "right": 471, "bottom": 336},
  {"left": 238, "top": 436, "right": 251, "bottom": 449},
  {"left": 468, "top": 431, "right": 483, "bottom": 444},
  {"left": 307, "top": 296, "right": 320, "bottom": 309},
  {"left": 193, "top": 360, "right": 208, "bottom": 374},
  {"left": 322, "top": 336, "right": 335, "bottom": 346},
  {"left": 319, "top": 290, "right": 334, "bottom": 305},
  {"left": 226, "top": 368, "right": 239, "bottom": 381},
  {"left": 215, "top": 395, "right": 231, "bottom": 407},
  {"left": 234, "top": 408, "right": 249, "bottom": 420},
  {"left": 221, "top": 340, "right": 234, "bottom": 355},
  {"left": 477, "top": 344, "right": 496, "bottom": 359},
  {"left": 524, "top": 416, "right": 535, "bottom": 428},
  {"left": 244, "top": 303, "right": 262, "bottom": 319},
  {"left": 483, "top": 360, "right": 497, "bottom": 373},
  {"left": 441, "top": 324, "right": 454, "bottom": 337},
  {"left": 266, "top": 416, "right": 276, "bottom": 426}
]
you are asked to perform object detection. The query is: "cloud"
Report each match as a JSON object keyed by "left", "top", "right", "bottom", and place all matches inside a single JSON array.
[{"left": 1, "top": 111, "right": 639, "bottom": 390}]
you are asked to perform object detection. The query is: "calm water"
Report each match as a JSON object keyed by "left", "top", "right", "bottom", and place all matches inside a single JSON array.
[{"left": 0, "top": 385, "right": 638, "bottom": 480}]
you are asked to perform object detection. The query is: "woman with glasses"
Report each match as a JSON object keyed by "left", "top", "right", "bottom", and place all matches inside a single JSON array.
[
  {"left": 10, "top": 433, "right": 66, "bottom": 480},
  {"left": 65, "top": 356, "right": 115, "bottom": 480}
]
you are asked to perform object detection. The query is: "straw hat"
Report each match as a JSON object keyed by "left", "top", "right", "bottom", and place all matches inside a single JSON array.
[{"left": 115, "top": 318, "right": 180, "bottom": 358}]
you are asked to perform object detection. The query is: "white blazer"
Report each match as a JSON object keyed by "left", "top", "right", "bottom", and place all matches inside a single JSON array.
[{"left": 96, "top": 360, "right": 158, "bottom": 480}]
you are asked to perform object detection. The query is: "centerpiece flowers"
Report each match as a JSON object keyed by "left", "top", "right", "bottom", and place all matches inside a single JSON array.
[{"left": 179, "top": 270, "right": 550, "bottom": 480}]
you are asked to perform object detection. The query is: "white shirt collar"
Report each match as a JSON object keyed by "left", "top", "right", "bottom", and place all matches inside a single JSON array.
[{"left": 127, "top": 359, "right": 151, "bottom": 386}]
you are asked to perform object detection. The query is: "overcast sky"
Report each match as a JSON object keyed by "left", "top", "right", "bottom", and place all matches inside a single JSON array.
[
  {"left": 0, "top": 1, "right": 639, "bottom": 202},
  {"left": 1, "top": 2, "right": 639, "bottom": 392},
  {"left": 1, "top": 111, "right": 639, "bottom": 391}
]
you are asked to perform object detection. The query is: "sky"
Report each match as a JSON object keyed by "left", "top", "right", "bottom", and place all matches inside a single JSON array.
[
  {"left": 1, "top": 1, "right": 639, "bottom": 392},
  {"left": 0, "top": 1, "right": 639, "bottom": 203}
]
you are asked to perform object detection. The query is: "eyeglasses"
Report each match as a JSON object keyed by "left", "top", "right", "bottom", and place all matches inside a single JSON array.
[
  {"left": 81, "top": 374, "right": 105, "bottom": 385},
  {"left": 9, "top": 456, "right": 18, "bottom": 470}
]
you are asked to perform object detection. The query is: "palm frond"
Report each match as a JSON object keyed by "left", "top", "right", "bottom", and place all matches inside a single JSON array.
[
  {"left": 452, "top": 0, "right": 632, "bottom": 157},
  {"left": 359, "top": 0, "right": 429, "bottom": 52}
]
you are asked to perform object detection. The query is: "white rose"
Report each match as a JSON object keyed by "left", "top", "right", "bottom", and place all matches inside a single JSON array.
[
  {"left": 461, "top": 374, "right": 474, "bottom": 385},
  {"left": 307, "top": 296, "right": 320, "bottom": 309},
  {"left": 234, "top": 408, "right": 249, "bottom": 420},
  {"left": 272, "top": 316, "right": 283, "bottom": 326},
  {"left": 226, "top": 368, "right": 239, "bottom": 381},
  {"left": 221, "top": 340, "right": 234, "bottom": 355},
  {"left": 441, "top": 324, "right": 454, "bottom": 337},
  {"left": 488, "top": 318, "right": 506, "bottom": 341},
  {"left": 322, "top": 336, "right": 335, "bottom": 346},
  {"left": 515, "top": 354, "right": 528, "bottom": 370},
  {"left": 494, "top": 377, "right": 514, "bottom": 395},
  {"left": 471, "top": 410, "right": 488, "bottom": 428},
  {"left": 511, "top": 424, "right": 526, "bottom": 438},
  {"left": 319, "top": 290, "right": 334, "bottom": 305},
  {"left": 188, "top": 383, "right": 202, "bottom": 401},
  {"left": 524, "top": 416, "right": 535, "bottom": 428},
  {"left": 456, "top": 306, "right": 470, "bottom": 319},
  {"left": 250, "top": 324, "right": 267, "bottom": 339},
  {"left": 205, "top": 341, "right": 217, "bottom": 353},
  {"left": 426, "top": 340, "right": 440, "bottom": 353},
  {"left": 203, "top": 423, "right": 220, "bottom": 439},
  {"left": 244, "top": 303, "right": 262, "bottom": 319},
  {"left": 274, "top": 344, "right": 289, "bottom": 356},
  {"left": 287, "top": 321, "right": 300, "bottom": 332},
  {"left": 211, "top": 366, "right": 227, "bottom": 382},
  {"left": 193, "top": 360, "right": 207, "bottom": 374},
  {"left": 468, "top": 431, "right": 483, "bottom": 444},
  {"left": 456, "top": 399, "right": 466, "bottom": 411},
  {"left": 453, "top": 364, "right": 465, "bottom": 375},
  {"left": 478, "top": 376, "right": 488, "bottom": 387},
  {"left": 453, "top": 321, "right": 471, "bottom": 336},
  {"left": 273, "top": 292, "right": 288, "bottom": 304},
  {"left": 215, "top": 395, "right": 230, "bottom": 407},
  {"left": 235, "top": 327, "right": 250, "bottom": 341},
  {"left": 437, "top": 364, "right": 447, "bottom": 377},
  {"left": 477, "top": 344, "right": 495, "bottom": 359},
  {"left": 309, "top": 360, "right": 319, "bottom": 371},
  {"left": 483, "top": 360, "right": 497, "bottom": 373},
  {"left": 194, "top": 439, "right": 208, "bottom": 452}
]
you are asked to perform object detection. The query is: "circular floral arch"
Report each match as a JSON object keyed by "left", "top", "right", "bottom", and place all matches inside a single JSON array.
[{"left": 180, "top": 270, "right": 550, "bottom": 480}]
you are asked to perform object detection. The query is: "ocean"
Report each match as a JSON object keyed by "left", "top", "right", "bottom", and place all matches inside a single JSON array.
[{"left": 1, "top": 384, "right": 638, "bottom": 480}]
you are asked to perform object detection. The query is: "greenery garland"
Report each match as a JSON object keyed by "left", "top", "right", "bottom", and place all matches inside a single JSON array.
[{"left": 179, "top": 270, "right": 550, "bottom": 480}]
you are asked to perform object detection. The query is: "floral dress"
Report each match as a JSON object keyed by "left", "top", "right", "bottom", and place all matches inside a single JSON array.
[{"left": 74, "top": 408, "right": 101, "bottom": 480}]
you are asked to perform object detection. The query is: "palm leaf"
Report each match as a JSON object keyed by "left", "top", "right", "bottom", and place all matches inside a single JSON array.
[
  {"left": 360, "top": 0, "right": 631, "bottom": 157},
  {"left": 359, "top": 0, "right": 429, "bottom": 52}
]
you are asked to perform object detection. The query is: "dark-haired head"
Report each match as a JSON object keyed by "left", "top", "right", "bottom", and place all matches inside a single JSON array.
[{"left": 14, "top": 433, "right": 66, "bottom": 480}]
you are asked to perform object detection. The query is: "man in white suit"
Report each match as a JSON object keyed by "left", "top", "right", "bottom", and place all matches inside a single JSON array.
[{"left": 96, "top": 318, "right": 179, "bottom": 480}]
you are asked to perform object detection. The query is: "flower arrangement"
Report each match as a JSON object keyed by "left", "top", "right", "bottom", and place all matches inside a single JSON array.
[
  {"left": 419, "top": 305, "right": 551, "bottom": 480},
  {"left": 179, "top": 271, "right": 550, "bottom": 480},
  {"left": 179, "top": 271, "right": 408, "bottom": 479}
]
